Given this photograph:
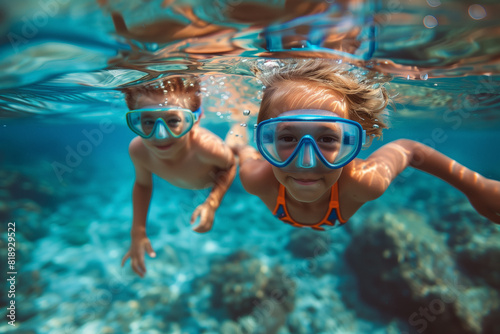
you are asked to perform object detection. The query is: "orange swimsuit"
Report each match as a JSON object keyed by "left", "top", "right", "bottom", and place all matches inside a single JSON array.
[{"left": 273, "top": 182, "right": 347, "bottom": 231}]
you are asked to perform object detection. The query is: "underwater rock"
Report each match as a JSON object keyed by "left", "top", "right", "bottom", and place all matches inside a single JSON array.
[
  {"left": 345, "top": 211, "right": 499, "bottom": 334},
  {"left": 0, "top": 200, "right": 9, "bottom": 221},
  {"left": 199, "top": 250, "right": 296, "bottom": 333},
  {"left": 15, "top": 210, "right": 50, "bottom": 242},
  {"left": 436, "top": 198, "right": 487, "bottom": 246},
  {"left": 287, "top": 315, "right": 308, "bottom": 334},
  {"left": 138, "top": 286, "right": 172, "bottom": 309},
  {"left": 456, "top": 236, "right": 500, "bottom": 289},
  {"left": 285, "top": 229, "right": 331, "bottom": 259},
  {"left": 220, "top": 320, "right": 243, "bottom": 334},
  {"left": 4, "top": 330, "right": 37, "bottom": 334},
  {"left": 15, "top": 296, "right": 38, "bottom": 322},
  {"left": 17, "top": 270, "right": 47, "bottom": 299},
  {"left": 440, "top": 211, "right": 477, "bottom": 247},
  {"left": 155, "top": 292, "right": 191, "bottom": 322},
  {"left": 482, "top": 308, "right": 500, "bottom": 334},
  {"left": 0, "top": 169, "right": 60, "bottom": 208}
]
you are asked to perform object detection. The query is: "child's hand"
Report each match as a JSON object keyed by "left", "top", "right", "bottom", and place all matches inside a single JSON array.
[
  {"left": 190, "top": 202, "right": 216, "bottom": 233},
  {"left": 466, "top": 176, "right": 500, "bottom": 224},
  {"left": 121, "top": 234, "right": 156, "bottom": 278}
]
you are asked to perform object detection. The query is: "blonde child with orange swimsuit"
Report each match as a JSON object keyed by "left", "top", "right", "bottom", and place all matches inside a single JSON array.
[{"left": 228, "top": 60, "right": 500, "bottom": 229}]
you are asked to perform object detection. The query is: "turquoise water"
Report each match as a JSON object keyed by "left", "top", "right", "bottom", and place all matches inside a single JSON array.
[{"left": 1, "top": 0, "right": 500, "bottom": 333}]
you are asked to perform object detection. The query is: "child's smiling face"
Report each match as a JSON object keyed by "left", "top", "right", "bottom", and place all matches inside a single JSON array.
[
  {"left": 262, "top": 81, "right": 349, "bottom": 203},
  {"left": 134, "top": 94, "right": 197, "bottom": 159}
]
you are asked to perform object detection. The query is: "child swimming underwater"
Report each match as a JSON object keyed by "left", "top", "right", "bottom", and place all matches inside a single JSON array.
[
  {"left": 228, "top": 60, "right": 500, "bottom": 230},
  {"left": 121, "top": 76, "right": 236, "bottom": 277}
]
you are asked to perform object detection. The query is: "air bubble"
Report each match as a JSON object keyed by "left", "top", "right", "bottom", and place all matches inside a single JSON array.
[
  {"left": 373, "top": 124, "right": 380, "bottom": 129},
  {"left": 469, "top": 4, "right": 486, "bottom": 20},
  {"left": 426, "top": 0, "right": 441, "bottom": 7},
  {"left": 240, "top": 123, "right": 247, "bottom": 127},
  {"left": 216, "top": 112, "right": 222, "bottom": 116},
  {"left": 423, "top": 15, "right": 438, "bottom": 29},
  {"left": 243, "top": 110, "right": 251, "bottom": 116},
  {"left": 421, "top": 73, "right": 429, "bottom": 80}
]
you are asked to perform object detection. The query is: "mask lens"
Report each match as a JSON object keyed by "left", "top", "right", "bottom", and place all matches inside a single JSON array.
[
  {"left": 158, "top": 109, "right": 192, "bottom": 136},
  {"left": 127, "top": 108, "right": 195, "bottom": 138},
  {"left": 257, "top": 117, "right": 363, "bottom": 168}
]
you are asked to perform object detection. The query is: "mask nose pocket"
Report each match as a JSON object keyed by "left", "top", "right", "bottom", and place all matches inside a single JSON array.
[
  {"left": 296, "top": 140, "right": 316, "bottom": 168},
  {"left": 154, "top": 121, "right": 170, "bottom": 139}
]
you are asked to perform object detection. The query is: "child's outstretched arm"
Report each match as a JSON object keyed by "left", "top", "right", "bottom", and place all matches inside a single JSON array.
[
  {"left": 352, "top": 139, "right": 500, "bottom": 223},
  {"left": 190, "top": 133, "right": 237, "bottom": 233},
  {"left": 121, "top": 139, "right": 156, "bottom": 278}
]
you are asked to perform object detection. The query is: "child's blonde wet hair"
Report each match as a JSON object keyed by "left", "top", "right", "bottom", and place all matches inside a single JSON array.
[
  {"left": 255, "top": 59, "right": 392, "bottom": 139},
  {"left": 122, "top": 75, "right": 201, "bottom": 112}
]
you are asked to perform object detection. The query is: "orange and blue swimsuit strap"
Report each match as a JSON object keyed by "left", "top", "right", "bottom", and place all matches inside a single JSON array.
[
  {"left": 273, "top": 184, "right": 301, "bottom": 227},
  {"left": 324, "top": 181, "right": 347, "bottom": 225},
  {"left": 272, "top": 183, "right": 347, "bottom": 228}
]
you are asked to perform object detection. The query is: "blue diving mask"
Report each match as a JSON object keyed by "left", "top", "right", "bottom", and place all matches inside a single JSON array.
[
  {"left": 255, "top": 113, "right": 366, "bottom": 169},
  {"left": 126, "top": 107, "right": 202, "bottom": 139}
]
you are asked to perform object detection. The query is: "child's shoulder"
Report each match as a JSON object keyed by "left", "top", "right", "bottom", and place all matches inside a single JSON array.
[
  {"left": 339, "top": 159, "right": 388, "bottom": 203},
  {"left": 239, "top": 158, "right": 279, "bottom": 196},
  {"left": 192, "top": 127, "right": 227, "bottom": 153},
  {"left": 193, "top": 127, "right": 225, "bottom": 147},
  {"left": 128, "top": 137, "right": 149, "bottom": 161},
  {"left": 191, "top": 127, "right": 233, "bottom": 166}
]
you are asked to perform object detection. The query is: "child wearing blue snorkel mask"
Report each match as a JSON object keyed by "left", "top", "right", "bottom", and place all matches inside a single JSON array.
[
  {"left": 228, "top": 60, "right": 500, "bottom": 230},
  {"left": 121, "top": 76, "right": 236, "bottom": 277}
]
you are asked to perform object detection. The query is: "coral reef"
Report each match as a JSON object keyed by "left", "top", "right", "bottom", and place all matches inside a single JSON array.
[
  {"left": 285, "top": 229, "right": 331, "bottom": 259},
  {"left": 345, "top": 211, "right": 500, "bottom": 334},
  {"left": 199, "top": 250, "right": 296, "bottom": 333}
]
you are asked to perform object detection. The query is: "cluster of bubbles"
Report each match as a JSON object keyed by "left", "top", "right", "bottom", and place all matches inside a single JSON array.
[
  {"left": 423, "top": 2, "right": 486, "bottom": 29},
  {"left": 228, "top": 109, "right": 252, "bottom": 136}
]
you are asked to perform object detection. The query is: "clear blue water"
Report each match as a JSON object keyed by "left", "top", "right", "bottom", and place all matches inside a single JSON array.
[{"left": 1, "top": 0, "right": 500, "bottom": 333}]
